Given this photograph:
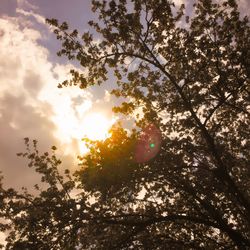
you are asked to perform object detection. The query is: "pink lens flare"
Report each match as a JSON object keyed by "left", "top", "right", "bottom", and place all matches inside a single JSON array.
[{"left": 135, "top": 124, "right": 162, "bottom": 163}]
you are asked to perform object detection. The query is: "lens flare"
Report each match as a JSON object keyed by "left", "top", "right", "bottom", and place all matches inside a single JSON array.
[{"left": 135, "top": 124, "right": 162, "bottom": 163}]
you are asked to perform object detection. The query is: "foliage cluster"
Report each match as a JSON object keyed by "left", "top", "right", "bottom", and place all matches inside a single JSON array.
[{"left": 0, "top": 0, "right": 249, "bottom": 249}]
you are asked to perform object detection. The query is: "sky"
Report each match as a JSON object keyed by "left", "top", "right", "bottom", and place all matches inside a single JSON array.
[
  {"left": 0, "top": 0, "right": 249, "bottom": 184},
  {"left": 0, "top": 0, "right": 115, "bottom": 243},
  {"left": 0, "top": 0, "right": 120, "bottom": 193},
  {"left": 0, "top": 0, "right": 249, "bottom": 245}
]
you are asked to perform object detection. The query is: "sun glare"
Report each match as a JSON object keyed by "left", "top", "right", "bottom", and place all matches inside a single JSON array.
[
  {"left": 53, "top": 109, "right": 115, "bottom": 155},
  {"left": 77, "top": 112, "right": 114, "bottom": 154},
  {"left": 82, "top": 113, "right": 112, "bottom": 141},
  {"left": 77, "top": 113, "right": 114, "bottom": 154}
]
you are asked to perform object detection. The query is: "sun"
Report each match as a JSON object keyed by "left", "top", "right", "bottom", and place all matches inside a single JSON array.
[
  {"left": 82, "top": 113, "right": 112, "bottom": 141},
  {"left": 77, "top": 112, "right": 115, "bottom": 154},
  {"left": 53, "top": 109, "right": 115, "bottom": 155}
]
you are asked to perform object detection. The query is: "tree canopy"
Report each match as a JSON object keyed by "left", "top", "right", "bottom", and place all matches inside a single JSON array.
[{"left": 1, "top": 0, "right": 250, "bottom": 249}]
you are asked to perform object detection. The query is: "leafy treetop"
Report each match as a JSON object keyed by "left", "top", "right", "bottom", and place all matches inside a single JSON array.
[{"left": 0, "top": 0, "right": 249, "bottom": 249}]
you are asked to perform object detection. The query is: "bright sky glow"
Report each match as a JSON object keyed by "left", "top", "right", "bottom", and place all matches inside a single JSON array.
[
  {"left": 82, "top": 113, "right": 113, "bottom": 140},
  {"left": 53, "top": 107, "right": 115, "bottom": 155},
  {"left": 78, "top": 112, "right": 116, "bottom": 154}
]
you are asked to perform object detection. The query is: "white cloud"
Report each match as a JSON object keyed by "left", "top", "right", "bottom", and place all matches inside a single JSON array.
[
  {"left": 0, "top": 10, "right": 97, "bottom": 192},
  {"left": 0, "top": 0, "right": 120, "bottom": 197},
  {"left": 0, "top": 16, "right": 46, "bottom": 98},
  {"left": 17, "top": 0, "right": 38, "bottom": 11},
  {"left": 16, "top": 8, "right": 46, "bottom": 25}
]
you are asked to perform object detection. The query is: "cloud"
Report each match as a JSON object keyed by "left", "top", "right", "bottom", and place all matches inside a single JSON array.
[
  {"left": 0, "top": 10, "right": 95, "bottom": 193},
  {"left": 16, "top": 0, "right": 38, "bottom": 11},
  {"left": 16, "top": 8, "right": 46, "bottom": 25},
  {"left": 0, "top": 16, "right": 47, "bottom": 98},
  {"left": 0, "top": 93, "right": 56, "bottom": 189},
  {"left": 0, "top": 15, "right": 55, "bottom": 190}
]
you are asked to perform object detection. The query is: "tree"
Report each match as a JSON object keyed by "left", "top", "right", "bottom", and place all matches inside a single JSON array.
[{"left": 1, "top": 0, "right": 250, "bottom": 249}]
